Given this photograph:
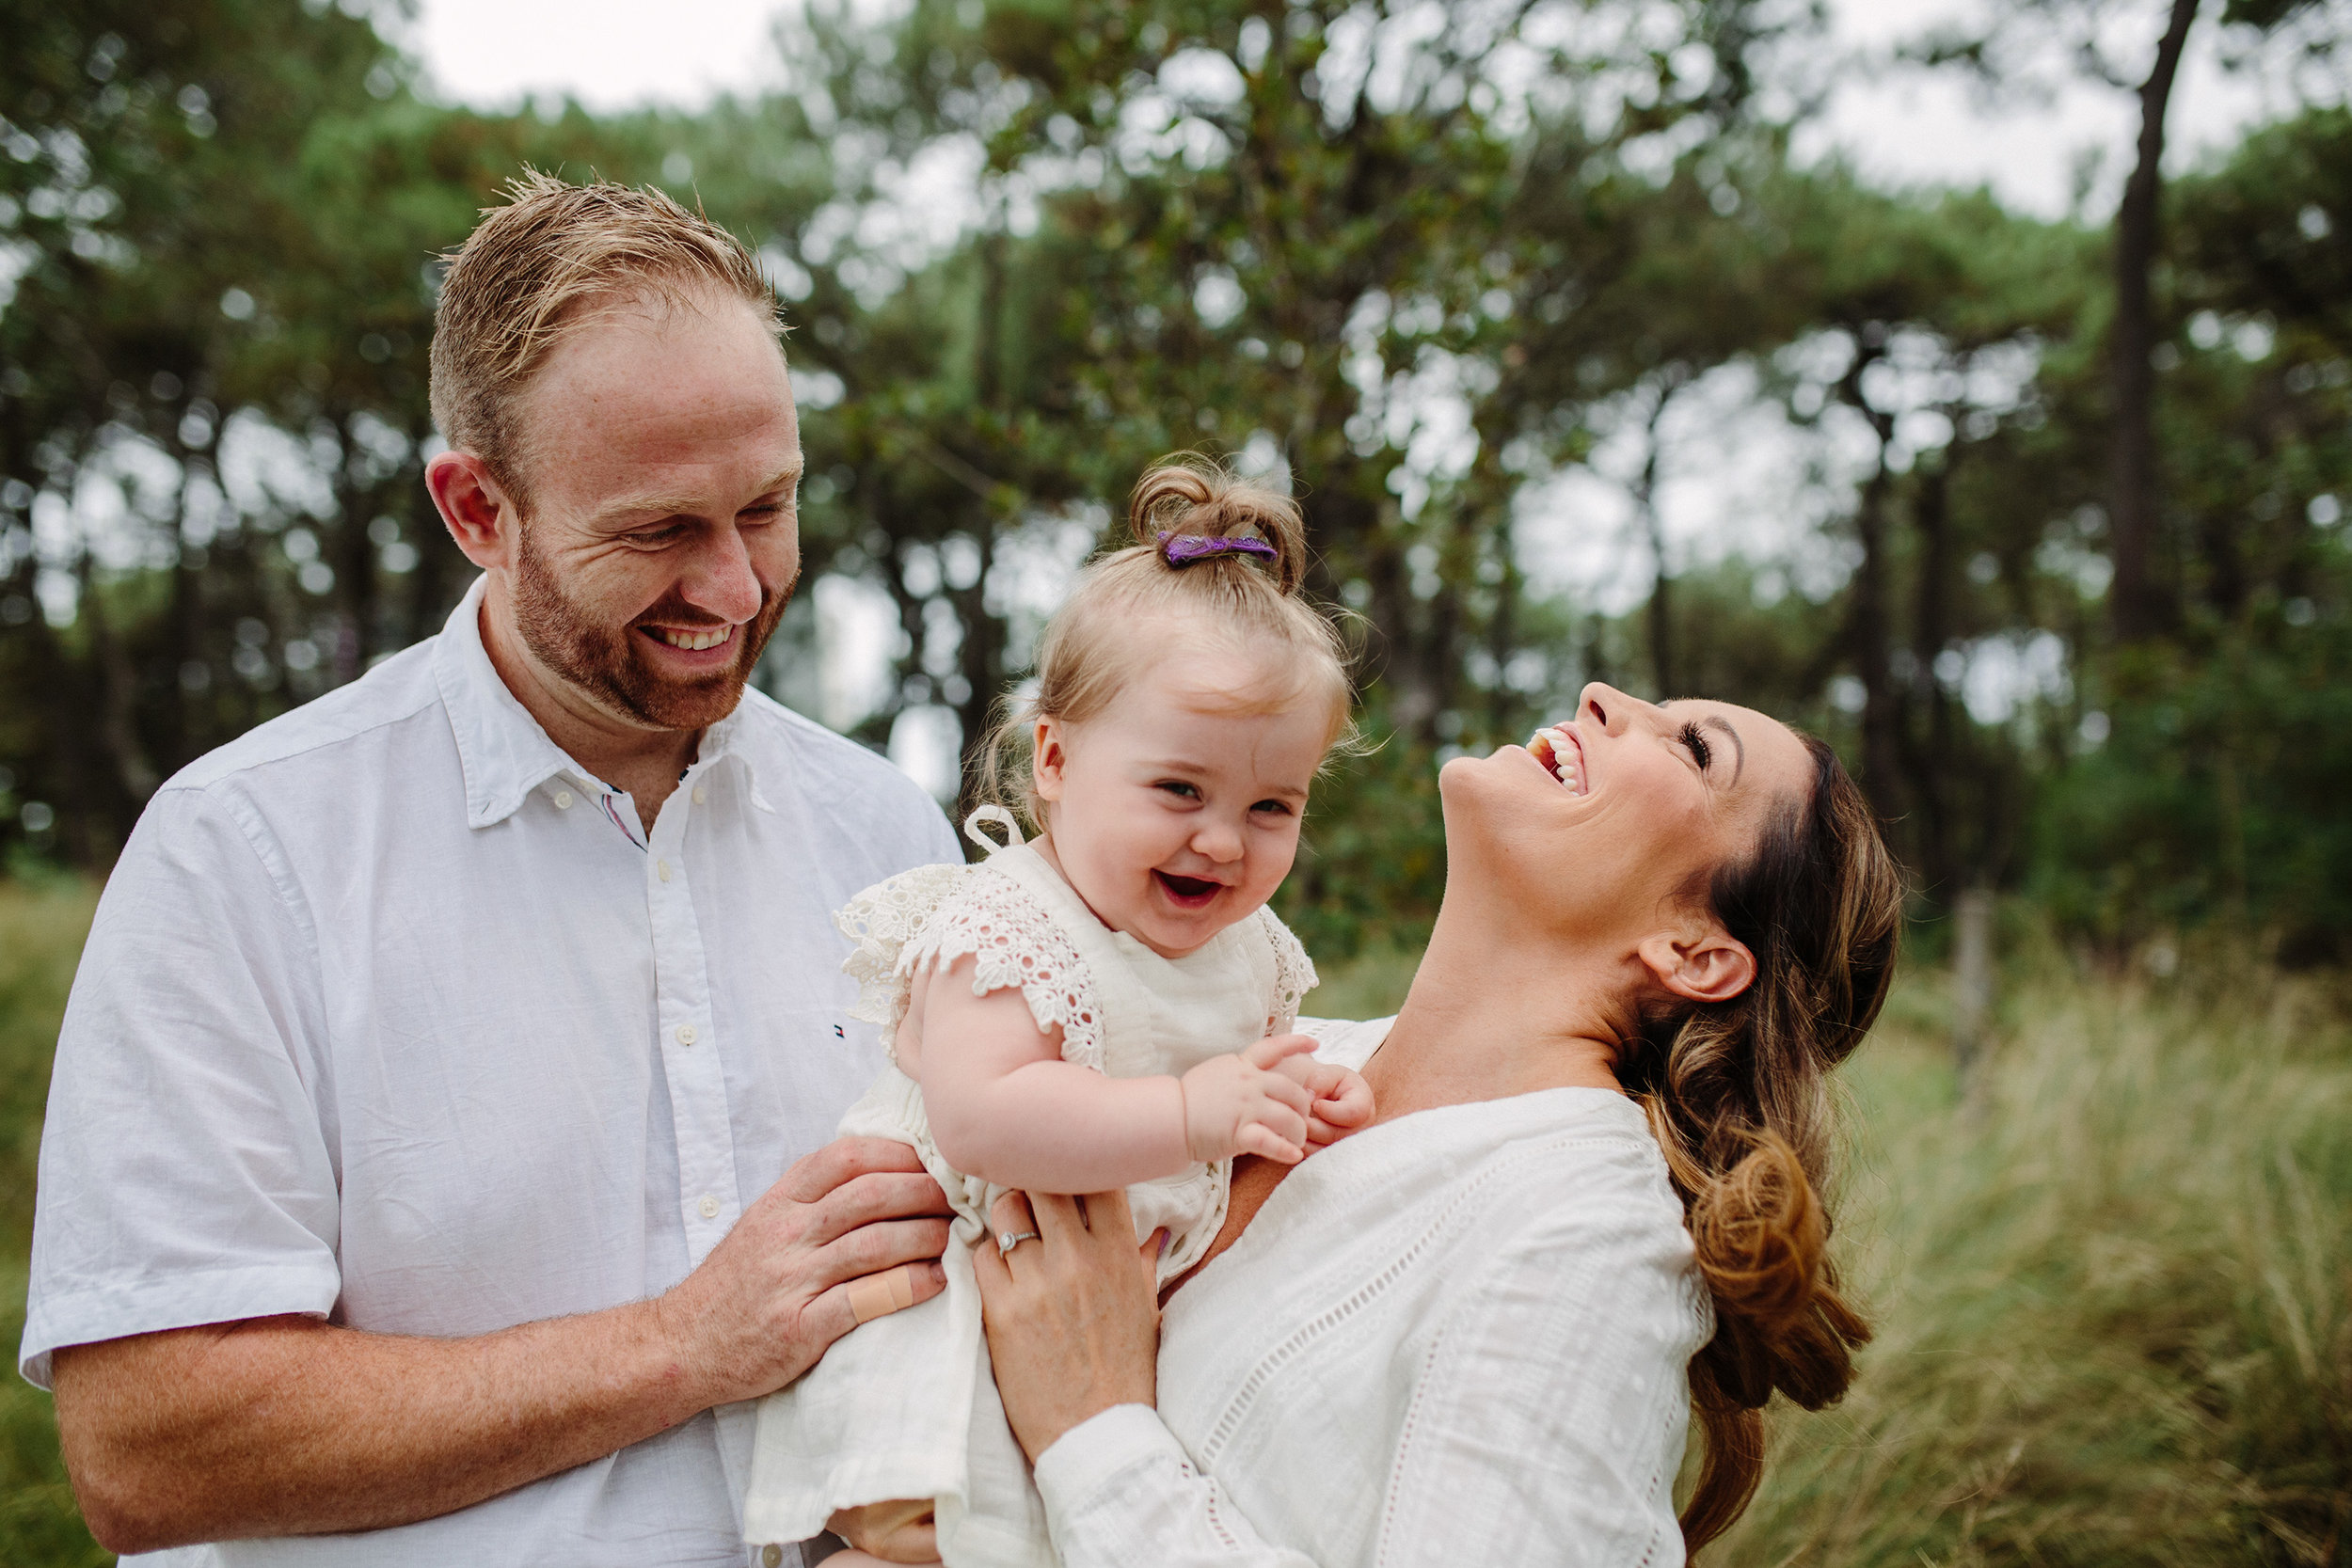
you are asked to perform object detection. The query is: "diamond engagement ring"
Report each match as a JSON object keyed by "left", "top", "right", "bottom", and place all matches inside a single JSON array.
[{"left": 996, "top": 1229, "right": 1041, "bottom": 1254}]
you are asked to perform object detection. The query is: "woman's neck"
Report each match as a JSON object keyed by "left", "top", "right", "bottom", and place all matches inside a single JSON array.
[{"left": 1362, "top": 897, "right": 1628, "bottom": 1124}]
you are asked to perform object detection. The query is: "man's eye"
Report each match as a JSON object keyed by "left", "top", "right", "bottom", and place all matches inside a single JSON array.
[
  {"left": 1155, "top": 781, "right": 1200, "bottom": 800},
  {"left": 634, "top": 525, "right": 688, "bottom": 547}
]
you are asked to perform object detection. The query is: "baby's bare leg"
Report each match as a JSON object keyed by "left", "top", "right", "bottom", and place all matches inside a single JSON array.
[{"left": 826, "top": 1497, "right": 941, "bottom": 1564}]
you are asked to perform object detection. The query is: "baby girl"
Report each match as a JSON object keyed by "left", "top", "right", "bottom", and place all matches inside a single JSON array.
[{"left": 742, "top": 458, "right": 1373, "bottom": 1567}]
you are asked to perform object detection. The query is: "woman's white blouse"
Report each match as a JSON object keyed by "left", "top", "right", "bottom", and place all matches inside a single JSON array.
[{"left": 1031, "top": 1020, "right": 1711, "bottom": 1568}]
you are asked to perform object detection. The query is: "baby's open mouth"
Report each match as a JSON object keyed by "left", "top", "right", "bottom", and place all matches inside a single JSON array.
[
  {"left": 1153, "top": 870, "right": 1224, "bottom": 906},
  {"left": 1529, "top": 725, "right": 1590, "bottom": 795}
]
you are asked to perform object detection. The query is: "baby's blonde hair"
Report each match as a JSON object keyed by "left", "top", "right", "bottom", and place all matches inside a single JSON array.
[{"left": 977, "top": 454, "right": 1359, "bottom": 831}]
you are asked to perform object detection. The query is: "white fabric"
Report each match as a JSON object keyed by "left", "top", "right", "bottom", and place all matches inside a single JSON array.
[
  {"left": 1032, "top": 1018, "right": 1712, "bottom": 1568},
  {"left": 23, "top": 576, "right": 959, "bottom": 1568},
  {"left": 743, "top": 838, "right": 1316, "bottom": 1564}
]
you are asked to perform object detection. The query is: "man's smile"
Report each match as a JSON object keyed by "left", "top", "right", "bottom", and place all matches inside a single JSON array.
[{"left": 643, "top": 623, "right": 739, "bottom": 654}]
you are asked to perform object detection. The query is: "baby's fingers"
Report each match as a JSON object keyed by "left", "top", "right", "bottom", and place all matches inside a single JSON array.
[
  {"left": 1244, "top": 1033, "right": 1320, "bottom": 1071},
  {"left": 1320, "top": 1071, "right": 1375, "bottom": 1127},
  {"left": 1234, "top": 1122, "right": 1307, "bottom": 1164}
]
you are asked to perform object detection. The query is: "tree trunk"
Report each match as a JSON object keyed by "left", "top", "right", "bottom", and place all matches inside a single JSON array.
[
  {"left": 1634, "top": 388, "right": 1674, "bottom": 700},
  {"left": 2109, "top": 0, "right": 2201, "bottom": 644},
  {"left": 1908, "top": 450, "right": 1956, "bottom": 895},
  {"left": 1837, "top": 340, "right": 1906, "bottom": 823}
]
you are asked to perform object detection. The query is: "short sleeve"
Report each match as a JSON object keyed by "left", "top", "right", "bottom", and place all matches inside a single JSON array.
[
  {"left": 1254, "top": 911, "right": 1318, "bottom": 1035},
  {"left": 20, "top": 784, "right": 342, "bottom": 1387}
]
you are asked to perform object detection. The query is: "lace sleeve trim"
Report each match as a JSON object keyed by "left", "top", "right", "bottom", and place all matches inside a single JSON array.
[
  {"left": 1256, "top": 908, "right": 1320, "bottom": 1034},
  {"left": 869, "top": 867, "right": 1109, "bottom": 1072}
]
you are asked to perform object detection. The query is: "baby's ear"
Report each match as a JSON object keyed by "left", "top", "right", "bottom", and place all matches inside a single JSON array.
[{"left": 1031, "top": 717, "right": 1069, "bottom": 802}]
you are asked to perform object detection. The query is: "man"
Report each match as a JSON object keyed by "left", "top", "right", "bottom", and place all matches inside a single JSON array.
[{"left": 23, "top": 174, "right": 960, "bottom": 1566}]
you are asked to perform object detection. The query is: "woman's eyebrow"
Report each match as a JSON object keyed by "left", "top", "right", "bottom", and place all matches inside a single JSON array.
[{"left": 1702, "top": 716, "right": 1745, "bottom": 786}]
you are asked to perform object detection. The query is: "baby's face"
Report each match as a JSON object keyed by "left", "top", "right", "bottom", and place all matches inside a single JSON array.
[{"left": 1035, "top": 641, "right": 1328, "bottom": 958}]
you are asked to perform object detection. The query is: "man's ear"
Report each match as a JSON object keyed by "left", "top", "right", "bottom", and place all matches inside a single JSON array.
[
  {"left": 426, "top": 450, "right": 520, "bottom": 571},
  {"left": 1031, "top": 718, "right": 1069, "bottom": 805},
  {"left": 1635, "top": 922, "right": 1756, "bottom": 1006}
]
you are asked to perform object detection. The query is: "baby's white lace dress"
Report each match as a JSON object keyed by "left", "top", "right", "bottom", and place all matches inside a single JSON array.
[{"left": 742, "top": 815, "right": 1316, "bottom": 1566}]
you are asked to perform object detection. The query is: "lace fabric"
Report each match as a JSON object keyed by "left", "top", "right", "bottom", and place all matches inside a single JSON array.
[
  {"left": 1255, "top": 907, "right": 1319, "bottom": 1035},
  {"left": 833, "top": 863, "right": 1110, "bottom": 1072}
]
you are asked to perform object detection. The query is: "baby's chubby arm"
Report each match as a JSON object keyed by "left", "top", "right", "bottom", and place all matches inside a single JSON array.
[{"left": 913, "top": 955, "right": 1320, "bottom": 1193}]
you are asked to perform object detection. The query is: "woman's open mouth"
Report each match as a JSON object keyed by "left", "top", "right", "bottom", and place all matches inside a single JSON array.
[
  {"left": 1528, "top": 726, "right": 1590, "bottom": 795},
  {"left": 1153, "top": 870, "right": 1225, "bottom": 909}
]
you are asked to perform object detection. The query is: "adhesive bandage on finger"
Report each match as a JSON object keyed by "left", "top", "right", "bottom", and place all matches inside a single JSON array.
[{"left": 847, "top": 1264, "right": 918, "bottom": 1324}]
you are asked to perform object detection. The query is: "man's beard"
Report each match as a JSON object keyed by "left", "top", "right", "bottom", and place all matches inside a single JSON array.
[{"left": 510, "top": 530, "right": 794, "bottom": 733}]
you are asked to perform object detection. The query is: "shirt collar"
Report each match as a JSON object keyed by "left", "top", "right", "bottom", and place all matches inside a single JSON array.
[{"left": 431, "top": 576, "right": 771, "bottom": 830}]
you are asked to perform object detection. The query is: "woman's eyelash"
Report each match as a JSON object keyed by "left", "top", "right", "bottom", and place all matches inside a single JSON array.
[{"left": 1678, "top": 721, "right": 1712, "bottom": 771}]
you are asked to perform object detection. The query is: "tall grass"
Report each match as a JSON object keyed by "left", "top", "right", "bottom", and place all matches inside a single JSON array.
[
  {"left": 0, "top": 885, "right": 2344, "bottom": 1564},
  {"left": 1723, "top": 954, "right": 2352, "bottom": 1566},
  {"left": 0, "top": 877, "right": 105, "bottom": 1566}
]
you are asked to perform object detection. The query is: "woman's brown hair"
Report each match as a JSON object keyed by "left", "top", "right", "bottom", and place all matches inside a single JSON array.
[
  {"left": 1617, "top": 733, "right": 1904, "bottom": 1554},
  {"left": 977, "top": 454, "right": 1358, "bottom": 829}
]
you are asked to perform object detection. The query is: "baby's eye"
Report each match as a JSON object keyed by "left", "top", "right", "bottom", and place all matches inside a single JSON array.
[
  {"left": 1155, "top": 781, "right": 1201, "bottom": 800},
  {"left": 1249, "top": 799, "right": 1295, "bottom": 816}
]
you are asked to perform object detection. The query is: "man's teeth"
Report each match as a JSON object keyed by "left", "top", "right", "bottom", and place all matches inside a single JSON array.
[
  {"left": 652, "top": 626, "right": 735, "bottom": 652},
  {"left": 1530, "top": 726, "right": 1587, "bottom": 794}
]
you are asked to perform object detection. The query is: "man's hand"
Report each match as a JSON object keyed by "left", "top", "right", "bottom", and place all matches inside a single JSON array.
[
  {"left": 1266, "top": 1043, "right": 1375, "bottom": 1147},
  {"left": 660, "top": 1136, "right": 953, "bottom": 1404},
  {"left": 50, "top": 1136, "right": 951, "bottom": 1555},
  {"left": 1178, "top": 1035, "right": 1318, "bottom": 1164}
]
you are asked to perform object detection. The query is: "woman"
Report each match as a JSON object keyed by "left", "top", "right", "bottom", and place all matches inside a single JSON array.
[{"left": 846, "top": 683, "right": 1901, "bottom": 1564}]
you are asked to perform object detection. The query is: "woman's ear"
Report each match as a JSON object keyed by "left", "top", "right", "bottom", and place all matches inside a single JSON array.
[
  {"left": 1636, "top": 923, "right": 1756, "bottom": 1006},
  {"left": 1031, "top": 718, "right": 1069, "bottom": 805}
]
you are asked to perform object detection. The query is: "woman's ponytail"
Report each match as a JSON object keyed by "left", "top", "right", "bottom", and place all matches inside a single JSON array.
[{"left": 1626, "top": 734, "right": 1904, "bottom": 1556}]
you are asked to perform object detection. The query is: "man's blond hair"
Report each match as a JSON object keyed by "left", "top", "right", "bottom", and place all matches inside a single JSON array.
[{"left": 428, "top": 170, "right": 780, "bottom": 508}]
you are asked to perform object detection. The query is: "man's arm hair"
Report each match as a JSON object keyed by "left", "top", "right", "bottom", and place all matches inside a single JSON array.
[{"left": 49, "top": 1138, "right": 950, "bottom": 1555}]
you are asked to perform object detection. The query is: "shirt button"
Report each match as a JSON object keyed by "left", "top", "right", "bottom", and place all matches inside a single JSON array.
[
  {"left": 693, "top": 785, "right": 707, "bottom": 805},
  {"left": 657, "top": 859, "right": 672, "bottom": 882},
  {"left": 761, "top": 1544, "right": 784, "bottom": 1568},
  {"left": 552, "top": 790, "right": 573, "bottom": 809},
  {"left": 675, "top": 1023, "right": 696, "bottom": 1047},
  {"left": 699, "top": 1195, "right": 721, "bottom": 1219}
]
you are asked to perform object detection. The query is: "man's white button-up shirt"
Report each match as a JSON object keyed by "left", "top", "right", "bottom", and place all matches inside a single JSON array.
[{"left": 23, "top": 578, "right": 959, "bottom": 1567}]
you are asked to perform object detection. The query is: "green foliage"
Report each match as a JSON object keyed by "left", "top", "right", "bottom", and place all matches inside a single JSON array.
[
  {"left": 0, "top": 879, "right": 103, "bottom": 1566},
  {"left": 6, "top": 0, "right": 2352, "bottom": 956}
]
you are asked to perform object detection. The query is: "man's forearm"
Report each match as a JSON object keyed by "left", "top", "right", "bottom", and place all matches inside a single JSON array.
[
  {"left": 50, "top": 1136, "right": 953, "bottom": 1556},
  {"left": 53, "top": 1298, "right": 716, "bottom": 1554}
]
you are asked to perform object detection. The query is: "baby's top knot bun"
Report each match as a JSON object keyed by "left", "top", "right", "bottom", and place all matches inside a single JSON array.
[{"left": 1130, "top": 452, "right": 1310, "bottom": 595}]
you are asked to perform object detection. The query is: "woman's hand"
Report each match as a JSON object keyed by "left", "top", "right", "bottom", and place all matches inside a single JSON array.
[{"left": 973, "top": 1188, "right": 1163, "bottom": 1464}]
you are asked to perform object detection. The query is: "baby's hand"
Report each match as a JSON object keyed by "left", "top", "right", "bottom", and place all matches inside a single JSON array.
[
  {"left": 1270, "top": 1050, "right": 1375, "bottom": 1147},
  {"left": 1180, "top": 1035, "right": 1318, "bottom": 1164}
]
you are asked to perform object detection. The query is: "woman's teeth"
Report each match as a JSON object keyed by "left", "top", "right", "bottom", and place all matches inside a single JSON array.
[
  {"left": 1529, "top": 726, "right": 1589, "bottom": 795},
  {"left": 652, "top": 626, "right": 735, "bottom": 652}
]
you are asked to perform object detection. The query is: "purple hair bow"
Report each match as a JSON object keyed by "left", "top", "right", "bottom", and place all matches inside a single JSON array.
[{"left": 1158, "top": 531, "right": 1278, "bottom": 567}]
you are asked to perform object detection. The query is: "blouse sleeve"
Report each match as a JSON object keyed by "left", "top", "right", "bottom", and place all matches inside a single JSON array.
[
  {"left": 1034, "top": 1168, "right": 1706, "bottom": 1567},
  {"left": 1033, "top": 1405, "right": 1317, "bottom": 1568}
]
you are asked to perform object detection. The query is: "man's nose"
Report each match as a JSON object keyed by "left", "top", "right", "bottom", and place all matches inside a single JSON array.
[
  {"left": 1577, "top": 681, "right": 1646, "bottom": 736},
  {"left": 680, "top": 523, "right": 765, "bottom": 625}
]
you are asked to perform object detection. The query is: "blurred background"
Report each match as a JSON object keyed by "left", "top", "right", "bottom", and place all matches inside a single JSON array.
[{"left": 3, "top": 0, "right": 2349, "bottom": 1560}]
